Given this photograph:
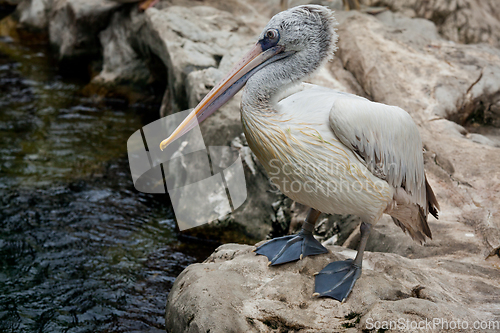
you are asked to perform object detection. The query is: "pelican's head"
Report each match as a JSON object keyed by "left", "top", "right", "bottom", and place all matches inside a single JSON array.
[
  {"left": 160, "top": 5, "right": 338, "bottom": 151},
  {"left": 257, "top": 5, "right": 338, "bottom": 74}
]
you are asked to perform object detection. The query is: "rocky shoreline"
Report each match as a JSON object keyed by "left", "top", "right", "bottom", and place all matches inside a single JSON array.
[{"left": 2, "top": 0, "right": 500, "bottom": 332}]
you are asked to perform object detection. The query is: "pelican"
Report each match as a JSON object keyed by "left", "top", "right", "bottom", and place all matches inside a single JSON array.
[{"left": 159, "top": 5, "right": 439, "bottom": 301}]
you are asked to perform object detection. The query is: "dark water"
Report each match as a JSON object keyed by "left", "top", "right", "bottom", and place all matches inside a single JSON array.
[{"left": 0, "top": 36, "right": 215, "bottom": 332}]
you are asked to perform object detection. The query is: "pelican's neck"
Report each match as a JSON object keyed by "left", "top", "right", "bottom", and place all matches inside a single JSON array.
[
  {"left": 241, "top": 73, "right": 290, "bottom": 113},
  {"left": 241, "top": 53, "right": 321, "bottom": 113}
]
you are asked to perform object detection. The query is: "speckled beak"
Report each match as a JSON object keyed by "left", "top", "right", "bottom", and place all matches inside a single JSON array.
[{"left": 159, "top": 43, "right": 284, "bottom": 151}]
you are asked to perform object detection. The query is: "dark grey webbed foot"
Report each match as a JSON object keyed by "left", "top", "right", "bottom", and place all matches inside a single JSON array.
[
  {"left": 255, "top": 208, "right": 327, "bottom": 265},
  {"left": 254, "top": 230, "right": 328, "bottom": 265},
  {"left": 314, "top": 221, "right": 372, "bottom": 302},
  {"left": 313, "top": 259, "right": 361, "bottom": 301}
]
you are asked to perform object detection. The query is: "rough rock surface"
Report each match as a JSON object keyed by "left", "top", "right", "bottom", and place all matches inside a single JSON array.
[
  {"left": 91, "top": 7, "right": 151, "bottom": 89},
  {"left": 137, "top": 5, "right": 255, "bottom": 125},
  {"left": 13, "top": 0, "right": 53, "bottom": 31},
  {"left": 337, "top": 10, "right": 500, "bottom": 123},
  {"left": 360, "top": 0, "right": 500, "bottom": 47},
  {"left": 11, "top": 0, "right": 124, "bottom": 59},
  {"left": 166, "top": 244, "right": 500, "bottom": 332},
  {"left": 48, "top": 0, "right": 123, "bottom": 61}
]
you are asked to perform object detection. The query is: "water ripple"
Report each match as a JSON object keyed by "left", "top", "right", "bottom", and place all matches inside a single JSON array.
[{"left": 0, "top": 35, "right": 217, "bottom": 332}]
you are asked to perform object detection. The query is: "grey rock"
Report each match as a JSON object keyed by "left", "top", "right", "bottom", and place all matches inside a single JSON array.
[
  {"left": 165, "top": 243, "right": 500, "bottom": 332},
  {"left": 91, "top": 7, "right": 151, "bottom": 88},
  {"left": 467, "top": 133, "right": 500, "bottom": 148},
  {"left": 138, "top": 5, "right": 256, "bottom": 115},
  {"left": 109, "top": 0, "right": 142, "bottom": 3},
  {"left": 360, "top": 0, "right": 500, "bottom": 47},
  {"left": 48, "top": 0, "right": 122, "bottom": 61},
  {"left": 14, "top": 0, "right": 54, "bottom": 30},
  {"left": 337, "top": 10, "right": 500, "bottom": 122},
  {"left": 282, "top": 0, "right": 344, "bottom": 11}
]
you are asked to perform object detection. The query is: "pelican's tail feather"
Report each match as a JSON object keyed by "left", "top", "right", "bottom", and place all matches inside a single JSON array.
[
  {"left": 389, "top": 173, "right": 439, "bottom": 244},
  {"left": 388, "top": 202, "right": 431, "bottom": 243},
  {"left": 426, "top": 176, "right": 439, "bottom": 220},
  {"left": 390, "top": 212, "right": 430, "bottom": 244}
]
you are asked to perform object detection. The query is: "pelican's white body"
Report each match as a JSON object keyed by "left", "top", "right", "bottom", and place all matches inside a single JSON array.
[{"left": 242, "top": 83, "right": 424, "bottom": 225}]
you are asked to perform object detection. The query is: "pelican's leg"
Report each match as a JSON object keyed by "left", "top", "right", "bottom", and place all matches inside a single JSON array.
[
  {"left": 254, "top": 208, "right": 328, "bottom": 266},
  {"left": 313, "top": 221, "right": 372, "bottom": 301}
]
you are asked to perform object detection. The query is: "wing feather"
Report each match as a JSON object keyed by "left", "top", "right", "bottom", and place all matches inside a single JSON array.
[
  {"left": 329, "top": 96, "right": 426, "bottom": 210},
  {"left": 329, "top": 95, "right": 439, "bottom": 242}
]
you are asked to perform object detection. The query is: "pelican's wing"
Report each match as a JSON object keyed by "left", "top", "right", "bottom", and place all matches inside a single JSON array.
[{"left": 329, "top": 95, "right": 439, "bottom": 242}]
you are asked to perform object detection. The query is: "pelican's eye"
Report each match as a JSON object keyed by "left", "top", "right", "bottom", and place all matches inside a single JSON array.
[
  {"left": 265, "top": 29, "right": 279, "bottom": 40},
  {"left": 260, "top": 28, "right": 280, "bottom": 50},
  {"left": 266, "top": 29, "right": 278, "bottom": 39}
]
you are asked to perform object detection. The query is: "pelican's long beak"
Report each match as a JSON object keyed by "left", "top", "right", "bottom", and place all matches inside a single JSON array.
[{"left": 159, "top": 43, "right": 284, "bottom": 151}]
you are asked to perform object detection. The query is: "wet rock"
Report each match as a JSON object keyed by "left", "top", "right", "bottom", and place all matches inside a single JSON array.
[
  {"left": 91, "top": 8, "right": 150, "bottom": 88},
  {"left": 48, "top": 0, "right": 123, "bottom": 61},
  {"left": 165, "top": 243, "right": 500, "bottom": 332},
  {"left": 84, "top": 6, "right": 158, "bottom": 103},
  {"left": 13, "top": 0, "right": 54, "bottom": 31}
]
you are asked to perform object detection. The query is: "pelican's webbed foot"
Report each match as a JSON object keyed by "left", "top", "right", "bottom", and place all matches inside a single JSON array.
[
  {"left": 314, "top": 221, "right": 372, "bottom": 302},
  {"left": 254, "top": 230, "right": 328, "bottom": 265},
  {"left": 313, "top": 259, "right": 361, "bottom": 301}
]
